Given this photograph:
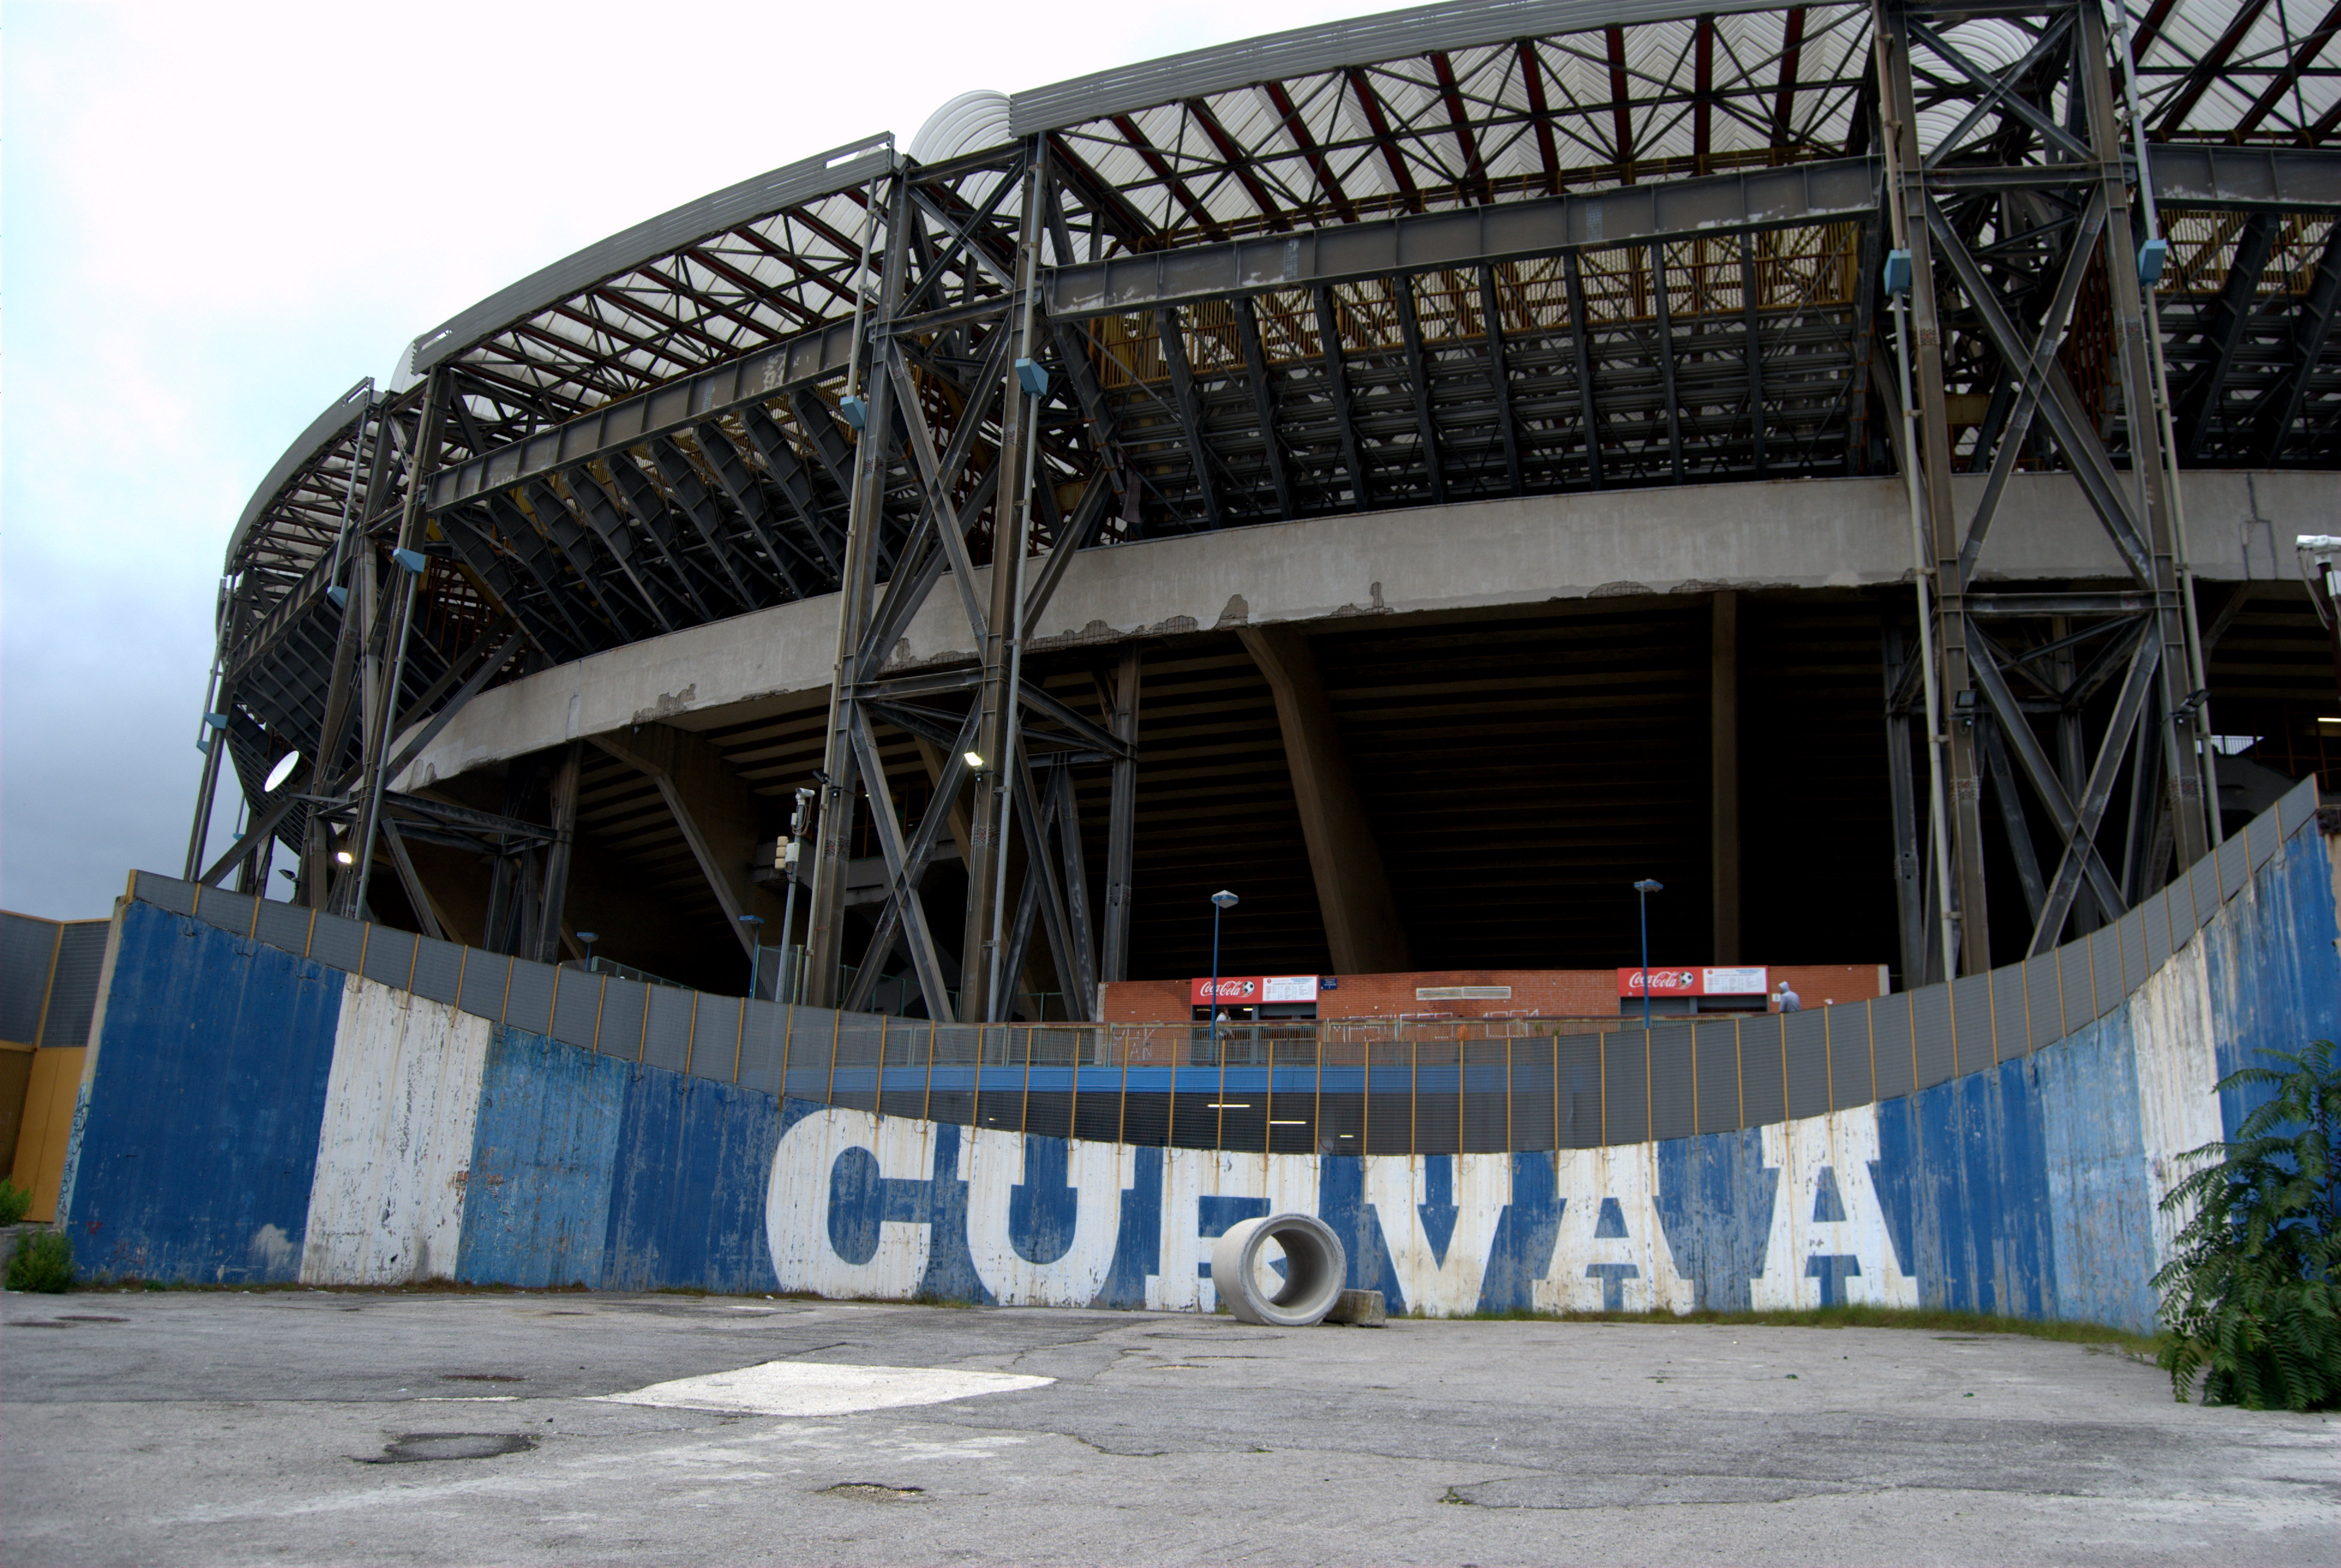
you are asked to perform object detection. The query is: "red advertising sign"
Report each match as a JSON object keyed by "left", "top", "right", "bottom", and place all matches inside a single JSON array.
[
  {"left": 1616, "top": 966, "right": 1768, "bottom": 997},
  {"left": 1190, "top": 975, "right": 1321, "bottom": 1005}
]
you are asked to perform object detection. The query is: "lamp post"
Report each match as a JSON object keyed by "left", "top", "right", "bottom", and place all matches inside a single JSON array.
[
  {"left": 1632, "top": 879, "right": 1664, "bottom": 1032},
  {"left": 1208, "top": 890, "right": 1238, "bottom": 1062},
  {"left": 739, "top": 914, "right": 765, "bottom": 1000},
  {"left": 577, "top": 931, "right": 600, "bottom": 973},
  {"left": 776, "top": 787, "right": 812, "bottom": 1005}
]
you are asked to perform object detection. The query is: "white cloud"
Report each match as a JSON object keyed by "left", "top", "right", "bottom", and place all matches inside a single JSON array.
[{"left": 0, "top": 0, "right": 1378, "bottom": 915}]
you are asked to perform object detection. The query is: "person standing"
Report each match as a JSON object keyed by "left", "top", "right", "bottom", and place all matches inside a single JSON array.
[{"left": 1773, "top": 980, "right": 1801, "bottom": 1014}]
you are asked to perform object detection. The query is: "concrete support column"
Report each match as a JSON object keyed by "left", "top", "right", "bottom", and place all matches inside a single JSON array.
[
  {"left": 1711, "top": 590, "right": 1741, "bottom": 964},
  {"left": 1238, "top": 624, "right": 1411, "bottom": 974},
  {"left": 532, "top": 740, "right": 584, "bottom": 963},
  {"left": 592, "top": 722, "right": 781, "bottom": 958}
]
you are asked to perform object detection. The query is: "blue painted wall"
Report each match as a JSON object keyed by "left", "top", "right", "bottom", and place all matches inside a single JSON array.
[
  {"left": 600, "top": 1066, "right": 781, "bottom": 1294},
  {"left": 59, "top": 801, "right": 2341, "bottom": 1331},
  {"left": 63, "top": 905, "right": 342, "bottom": 1283},
  {"left": 2205, "top": 834, "right": 2341, "bottom": 1140},
  {"left": 456, "top": 1026, "right": 628, "bottom": 1287}
]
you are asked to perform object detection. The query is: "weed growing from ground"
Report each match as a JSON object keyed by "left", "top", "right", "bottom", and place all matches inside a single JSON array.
[{"left": 6, "top": 1230, "right": 73, "bottom": 1293}]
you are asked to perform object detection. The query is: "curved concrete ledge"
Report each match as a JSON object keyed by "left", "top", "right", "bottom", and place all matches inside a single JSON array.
[{"left": 399, "top": 468, "right": 2333, "bottom": 790}]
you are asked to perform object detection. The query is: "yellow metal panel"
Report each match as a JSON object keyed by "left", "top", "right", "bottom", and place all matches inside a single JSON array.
[{"left": 10, "top": 1048, "right": 86, "bottom": 1223}]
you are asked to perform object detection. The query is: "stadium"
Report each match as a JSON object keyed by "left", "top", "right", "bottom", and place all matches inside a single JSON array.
[
  {"left": 196, "top": 0, "right": 2341, "bottom": 1024},
  {"left": 14, "top": 0, "right": 2337, "bottom": 1323}
]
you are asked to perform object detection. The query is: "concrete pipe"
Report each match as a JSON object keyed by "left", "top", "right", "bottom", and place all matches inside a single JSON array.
[{"left": 1209, "top": 1213, "right": 1348, "bottom": 1327}]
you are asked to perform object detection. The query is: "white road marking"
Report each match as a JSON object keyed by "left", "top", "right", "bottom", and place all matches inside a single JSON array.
[{"left": 595, "top": 1361, "right": 1052, "bottom": 1418}]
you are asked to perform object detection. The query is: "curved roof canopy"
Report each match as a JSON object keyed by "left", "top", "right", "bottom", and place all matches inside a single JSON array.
[{"left": 225, "top": 0, "right": 2341, "bottom": 618}]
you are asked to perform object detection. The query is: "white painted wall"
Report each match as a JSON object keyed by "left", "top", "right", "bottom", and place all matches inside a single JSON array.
[{"left": 300, "top": 975, "right": 491, "bottom": 1285}]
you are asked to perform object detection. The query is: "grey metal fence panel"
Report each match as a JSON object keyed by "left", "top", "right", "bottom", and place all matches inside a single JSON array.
[
  {"left": 255, "top": 900, "right": 313, "bottom": 958},
  {"left": 1782, "top": 1010, "right": 1829, "bottom": 1120},
  {"left": 2142, "top": 886, "right": 2172, "bottom": 978},
  {"left": 1738, "top": 1014, "right": 1786, "bottom": 1128},
  {"left": 1460, "top": 1039, "right": 1508, "bottom": 1153},
  {"left": 2216, "top": 831, "right": 2250, "bottom": 903},
  {"left": 641, "top": 985, "right": 692, "bottom": 1072},
  {"left": 410, "top": 938, "right": 463, "bottom": 1005},
  {"left": 1950, "top": 972, "right": 1995, "bottom": 1079},
  {"left": 1411, "top": 1039, "right": 1460, "bottom": 1155},
  {"left": 2025, "top": 951, "right": 2065, "bottom": 1047},
  {"left": 197, "top": 888, "right": 258, "bottom": 938},
  {"left": 596, "top": 978, "right": 647, "bottom": 1058},
  {"left": 504, "top": 960, "right": 556, "bottom": 1038},
  {"left": 1564, "top": 1039, "right": 1601, "bottom": 1147},
  {"left": 0, "top": 915, "right": 57, "bottom": 1043},
  {"left": 737, "top": 1000, "right": 788, "bottom": 1095},
  {"left": 133, "top": 873, "right": 198, "bottom": 916},
  {"left": 309, "top": 912, "right": 364, "bottom": 974},
  {"left": 1693, "top": 1019, "right": 1741, "bottom": 1134},
  {"left": 2088, "top": 927, "right": 2122, "bottom": 1021},
  {"left": 690, "top": 996, "right": 741, "bottom": 1080},
  {"left": 2117, "top": 906, "right": 2150, "bottom": 1003},
  {"left": 1911, "top": 981, "right": 1954, "bottom": 1088},
  {"left": 2279, "top": 775, "right": 2318, "bottom": 838},
  {"left": 878, "top": 1020, "right": 929, "bottom": 1121},
  {"left": 551, "top": 971, "right": 602, "bottom": 1050},
  {"left": 1601, "top": 1030, "right": 1650, "bottom": 1146},
  {"left": 459, "top": 950, "right": 510, "bottom": 1021},
  {"left": 1509, "top": 1038, "right": 1558, "bottom": 1150},
  {"left": 1990, "top": 963, "right": 2029, "bottom": 1059},
  {"left": 361, "top": 927, "right": 417, "bottom": 990},
  {"left": 2250, "top": 813, "right": 2282, "bottom": 870},
  {"left": 789, "top": 1008, "right": 841, "bottom": 1101},
  {"left": 39, "top": 924, "right": 110, "bottom": 1047},
  {"left": 1827, "top": 1005, "right": 1870, "bottom": 1111},
  {"left": 927, "top": 1023, "right": 981, "bottom": 1126},
  {"left": 2057, "top": 941, "right": 2095, "bottom": 1038},
  {"left": 1872, "top": 991, "right": 1915, "bottom": 1100},
  {"left": 831, "top": 1018, "right": 884, "bottom": 1113},
  {"left": 1647, "top": 1024, "right": 1695, "bottom": 1141},
  {"left": 2187, "top": 853, "right": 2220, "bottom": 934}
]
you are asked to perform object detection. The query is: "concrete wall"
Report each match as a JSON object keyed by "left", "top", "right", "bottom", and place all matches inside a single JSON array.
[
  {"left": 396, "top": 469, "right": 2340, "bottom": 791},
  {"left": 56, "top": 790, "right": 2339, "bottom": 1331}
]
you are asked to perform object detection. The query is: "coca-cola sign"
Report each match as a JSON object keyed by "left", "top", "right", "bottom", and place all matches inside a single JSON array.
[
  {"left": 1189, "top": 975, "right": 1320, "bottom": 1005},
  {"left": 1616, "top": 966, "right": 1769, "bottom": 997}
]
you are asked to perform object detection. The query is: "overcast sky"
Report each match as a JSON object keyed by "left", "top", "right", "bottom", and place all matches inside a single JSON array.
[{"left": 0, "top": 0, "right": 1379, "bottom": 919}]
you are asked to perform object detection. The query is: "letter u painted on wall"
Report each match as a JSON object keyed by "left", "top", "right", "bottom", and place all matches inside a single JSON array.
[{"left": 764, "top": 1100, "right": 1920, "bottom": 1317}]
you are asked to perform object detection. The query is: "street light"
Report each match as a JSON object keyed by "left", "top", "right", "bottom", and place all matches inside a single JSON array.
[
  {"left": 1632, "top": 880, "right": 1663, "bottom": 1032},
  {"left": 775, "top": 787, "right": 812, "bottom": 1005},
  {"left": 739, "top": 914, "right": 765, "bottom": 999},
  {"left": 1207, "top": 890, "right": 1239, "bottom": 1062},
  {"left": 576, "top": 930, "right": 600, "bottom": 972}
]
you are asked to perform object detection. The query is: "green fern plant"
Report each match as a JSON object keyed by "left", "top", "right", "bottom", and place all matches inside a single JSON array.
[
  {"left": 2151, "top": 1039, "right": 2341, "bottom": 1411},
  {"left": 0, "top": 1178, "right": 30, "bottom": 1227}
]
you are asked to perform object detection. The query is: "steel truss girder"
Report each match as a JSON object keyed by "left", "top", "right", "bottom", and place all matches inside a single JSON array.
[
  {"left": 803, "top": 146, "right": 1133, "bottom": 1026},
  {"left": 1878, "top": 0, "right": 2216, "bottom": 975}
]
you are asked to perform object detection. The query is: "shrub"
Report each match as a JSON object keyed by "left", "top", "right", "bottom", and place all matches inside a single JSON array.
[
  {"left": 0, "top": 1179, "right": 30, "bottom": 1227},
  {"left": 2152, "top": 1039, "right": 2341, "bottom": 1411},
  {"left": 6, "top": 1230, "right": 73, "bottom": 1294}
]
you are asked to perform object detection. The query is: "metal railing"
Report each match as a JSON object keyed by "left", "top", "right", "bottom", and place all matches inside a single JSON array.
[{"left": 118, "top": 774, "right": 2321, "bottom": 1155}]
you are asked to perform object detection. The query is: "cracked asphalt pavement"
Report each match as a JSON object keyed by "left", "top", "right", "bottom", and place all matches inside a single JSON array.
[{"left": 4, "top": 1288, "right": 2334, "bottom": 1565}]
